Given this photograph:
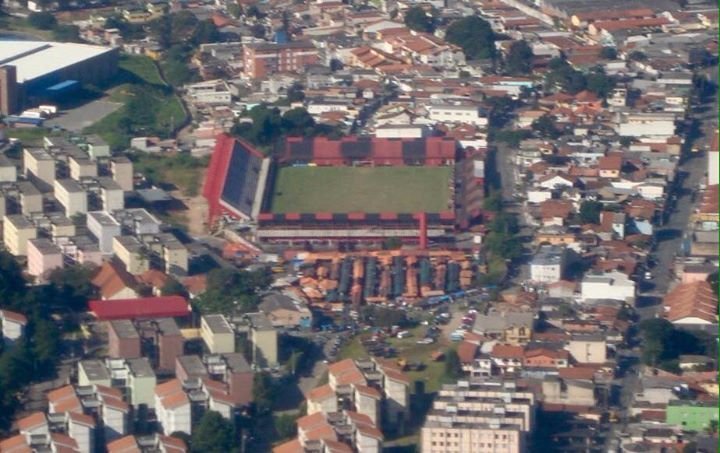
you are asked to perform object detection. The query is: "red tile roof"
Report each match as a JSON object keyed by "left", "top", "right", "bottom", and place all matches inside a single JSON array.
[
  {"left": 664, "top": 281, "right": 718, "bottom": 324},
  {"left": 491, "top": 344, "right": 525, "bottom": 359},
  {"left": 0, "top": 310, "right": 27, "bottom": 325},
  {"left": 16, "top": 412, "right": 47, "bottom": 432},
  {"left": 457, "top": 341, "right": 478, "bottom": 364},
  {"left": 88, "top": 296, "right": 190, "bottom": 320}
]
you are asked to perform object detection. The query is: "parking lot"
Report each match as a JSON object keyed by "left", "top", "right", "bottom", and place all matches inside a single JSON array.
[{"left": 45, "top": 98, "right": 122, "bottom": 132}]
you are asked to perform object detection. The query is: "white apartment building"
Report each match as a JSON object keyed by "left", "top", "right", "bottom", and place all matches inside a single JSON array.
[
  {"left": 54, "top": 179, "right": 88, "bottom": 216},
  {"left": 154, "top": 379, "right": 191, "bottom": 435},
  {"left": 580, "top": 270, "right": 636, "bottom": 302},
  {"left": 428, "top": 104, "right": 488, "bottom": 127},
  {"left": 3, "top": 214, "right": 37, "bottom": 256},
  {"left": 87, "top": 211, "right": 122, "bottom": 254},
  {"left": 529, "top": 245, "right": 566, "bottom": 284}
]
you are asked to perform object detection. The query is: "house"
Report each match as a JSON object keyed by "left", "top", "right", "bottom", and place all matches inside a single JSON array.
[
  {"left": 530, "top": 245, "right": 567, "bottom": 284},
  {"left": 91, "top": 261, "right": 139, "bottom": 300},
  {"left": 0, "top": 309, "right": 27, "bottom": 344},
  {"left": 472, "top": 308, "right": 534, "bottom": 344},
  {"left": 259, "top": 292, "right": 312, "bottom": 329},
  {"left": 567, "top": 334, "right": 607, "bottom": 364},
  {"left": 663, "top": 281, "right": 717, "bottom": 327},
  {"left": 580, "top": 270, "right": 635, "bottom": 302},
  {"left": 598, "top": 153, "right": 623, "bottom": 179},
  {"left": 524, "top": 348, "right": 569, "bottom": 368}
]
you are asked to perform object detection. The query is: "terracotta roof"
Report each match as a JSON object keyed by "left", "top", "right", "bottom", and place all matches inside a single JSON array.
[
  {"left": 491, "top": 344, "right": 525, "bottom": 359},
  {"left": 540, "top": 199, "right": 574, "bottom": 219},
  {"left": 156, "top": 379, "right": 189, "bottom": 410},
  {"left": 457, "top": 341, "right": 479, "bottom": 364},
  {"left": 0, "top": 310, "right": 27, "bottom": 325},
  {"left": 92, "top": 261, "right": 137, "bottom": 300},
  {"left": 16, "top": 412, "right": 47, "bottom": 432},
  {"left": 0, "top": 435, "right": 30, "bottom": 453},
  {"left": 558, "top": 366, "right": 598, "bottom": 380},
  {"left": 272, "top": 439, "right": 303, "bottom": 453},
  {"left": 574, "top": 90, "right": 599, "bottom": 103},
  {"left": 136, "top": 269, "right": 169, "bottom": 289},
  {"left": 50, "top": 433, "right": 79, "bottom": 453},
  {"left": 66, "top": 411, "right": 96, "bottom": 428},
  {"left": 664, "top": 281, "right": 717, "bottom": 324},
  {"left": 573, "top": 8, "right": 653, "bottom": 21},
  {"left": 107, "top": 436, "right": 141, "bottom": 453},
  {"left": 353, "top": 384, "right": 382, "bottom": 399},
  {"left": 380, "top": 366, "right": 410, "bottom": 385},
  {"left": 302, "top": 424, "right": 337, "bottom": 442},
  {"left": 322, "top": 439, "right": 353, "bottom": 453},
  {"left": 593, "top": 17, "right": 669, "bottom": 32},
  {"left": 47, "top": 385, "right": 82, "bottom": 414},
  {"left": 524, "top": 348, "right": 569, "bottom": 360},
  {"left": 296, "top": 412, "right": 327, "bottom": 432},
  {"left": 158, "top": 436, "right": 187, "bottom": 453},
  {"left": 598, "top": 153, "right": 623, "bottom": 171},
  {"left": 698, "top": 185, "right": 718, "bottom": 215}
]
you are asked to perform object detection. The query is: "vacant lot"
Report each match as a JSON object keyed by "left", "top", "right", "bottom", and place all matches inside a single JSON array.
[{"left": 270, "top": 166, "right": 453, "bottom": 214}]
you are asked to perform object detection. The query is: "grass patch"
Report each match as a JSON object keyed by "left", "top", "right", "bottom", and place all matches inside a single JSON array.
[
  {"left": 84, "top": 55, "right": 186, "bottom": 151},
  {"left": 131, "top": 152, "right": 207, "bottom": 196},
  {"left": 270, "top": 166, "right": 453, "bottom": 214},
  {"left": 0, "top": 15, "right": 54, "bottom": 40},
  {"left": 5, "top": 127, "right": 58, "bottom": 145}
]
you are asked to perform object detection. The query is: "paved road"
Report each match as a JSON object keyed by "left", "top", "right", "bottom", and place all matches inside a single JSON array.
[{"left": 45, "top": 98, "right": 122, "bottom": 132}]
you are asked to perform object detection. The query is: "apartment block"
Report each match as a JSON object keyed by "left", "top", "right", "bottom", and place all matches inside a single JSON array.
[
  {"left": 54, "top": 179, "right": 88, "bottom": 216},
  {"left": 27, "top": 238, "right": 63, "bottom": 282},
  {"left": 154, "top": 379, "right": 191, "bottom": 435},
  {"left": 108, "top": 319, "right": 142, "bottom": 359},
  {"left": 113, "top": 235, "right": 150, "bottom": 275},
  {"left": 200, "top": 314, "right": 235, "bottom": 354},
  {"left": 78, "top": 358, "right": 157, "bottom": 408},
  {"left": 23, "top": 147, "right": 56, "bottom": 188},
  {"left": 87, "top": 211, "right": 122, "bottom": 254},
  {"left": 175, "top": 353, "right": 254, "bottom": 407},
  {"left": 0, "top": 155, "right": 17, "bottom": 182},
  {"left": 421, "top": 379, "right": 537, "bottom": 453},
  {"left": 247, "top": 313, "right": 278, "bottom": 368},
  {"left": 110, "top": 157, "right": 134, "bottom": 191},
  {"left": 243, "top": 41, "right": 319, "bottom": 79},
  {"left": 113, "top": 208, "right": 162, "bottom": 235},
  {"left": 3, "top": 214, "right": 37, "bottom": 256},
  {"left": 69, "top": 154, "right": 98, "bottom": 181}
]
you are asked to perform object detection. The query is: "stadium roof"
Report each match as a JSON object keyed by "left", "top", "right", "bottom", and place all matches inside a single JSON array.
[
  {"left": 88, "top": 296, "right": 191, "bottom": 320},
  {"left": 0, "top": 41, "right": 115, "bottom": 83}
]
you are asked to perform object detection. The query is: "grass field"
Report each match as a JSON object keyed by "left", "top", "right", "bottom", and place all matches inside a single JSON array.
[
  {"left": 84, "top": 55, "right": 186, "bottom": 151},
  {"left": 269, "top": 166, "right": 453, "bottom": 214}
]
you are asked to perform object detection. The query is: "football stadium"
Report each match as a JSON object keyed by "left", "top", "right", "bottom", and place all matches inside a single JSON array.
[{"left": 204, "top": 135, "right": 458, "bottom": 245}]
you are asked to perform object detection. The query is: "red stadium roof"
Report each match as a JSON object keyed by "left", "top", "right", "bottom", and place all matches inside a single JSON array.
[{"left": 88, "top": 296, "right": 191, "bottom": 320}]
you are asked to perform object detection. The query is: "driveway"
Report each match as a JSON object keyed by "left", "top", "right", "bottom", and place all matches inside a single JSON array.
[{"left": 45, "top": 98, "right": 123, "bottom": 132}]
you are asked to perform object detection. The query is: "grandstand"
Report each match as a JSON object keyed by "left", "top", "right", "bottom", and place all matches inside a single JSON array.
[
  {"left": 203, "top": 134, "right": 270, "bottom": 222},
  {"left": 203, "top": 134, "right": 459, "bottom": 245}
]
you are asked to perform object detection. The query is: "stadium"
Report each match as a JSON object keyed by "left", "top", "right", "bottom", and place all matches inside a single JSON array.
[
  {"left": 203, "top": 135, "right": 459, "bottom": 245},
  {"left": 0, "top": 40, "right": 118, "bottom": 115}
]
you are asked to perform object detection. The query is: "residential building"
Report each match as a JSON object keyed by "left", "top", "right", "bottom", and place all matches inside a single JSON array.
[
  {"left": 110, "top": 157, "right": 134, "bottom": 192},
  {"left": 26, "top": 238, "right": 63, "bottom": 282},
  {"left": 91, "top": 260, "right": 139, "bottom": 300},
  {"left": 200, "top": 314, "right": 235, "bottom": 354},
  {"left": 3, "top": 214, "right": 37, "bottom": 256},
  {"left": 663, "top": 281, "right": 718, "bottom": 328},
  {"left": 154, "top": 379, "right": 191, "bottom": 435},
  {"left": 428, "top": 104, "right": 488, "bottom": 128},
  {"left": 580, "top": 271, "right": 635, "bottom": 302},
  {"left": 87, "top": 211, "right": 122, "bottom": 254},
  {"left": 113, "top": 236, "right": 150, "bottom": 275},
  {"left": 54, "top": 179, "right": 88, "bottom": 216},
  {"left": 243, "top": 41, "right": 319, "bottom": 79},
  {"left": 259, "top": 292, "right": 312, "bottom": 329},
  {"left": 567, "top": 334, "right": 607, "bottom": 364},
  {"left": 273, "top": 410, "right": 383, "bottom": 453},
  {"left": 0, "top": 309, "right": 27, "bottom": 344},
  {"left": 79, "top": 358, "right": 157, "bottom": 408},
  {"left": 529, "top": 245, "right": 567, "bottom": 283},
  {"left": 472, "top": 308, "right": 534, "bottom": 344},
  {"left": 108, "top": 320, "right": 141, "bottom": 359},
  {"left": 23, "top": 147, "right": 56, "bottom": 188},
  {"left": 247, "top": 313, "right": 278, "bottom": 368},
  {"left": 420, "top": 378, "right": 536, "bottom": 453}
]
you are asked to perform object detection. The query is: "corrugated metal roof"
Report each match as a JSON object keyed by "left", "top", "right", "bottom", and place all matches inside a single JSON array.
[{"left": 88, "top": 296, "right": 190, "bottom": 320}]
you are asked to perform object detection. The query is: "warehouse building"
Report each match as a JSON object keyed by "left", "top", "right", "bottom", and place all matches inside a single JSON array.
[{"left": 0, "top": 41, "right": 119, "bottom": 114}]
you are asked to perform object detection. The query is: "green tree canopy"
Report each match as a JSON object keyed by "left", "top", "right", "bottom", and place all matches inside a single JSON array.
[
  {"left": 531, "top": 114, "right": 561, "bottom": 138},
  {"left": 404, "top": 6, "right": 435, "bottom": 33},
  {"left": 28, "top": 12, "right": 57, "bottom": 30},
  {"left": 191, "top": 411, "right": 237, "bottom": 453},
  {"left": 505, "top": 40, "right": 533, "bottom": 75},
  {"left": 600, "top": 47, "right": 617, "bottom": 60},
  {"left": 444, "top": 349, "right": 462, "bottom": 380},
  {"left": 445, "top": 16, "right": 496, "bottom": 60},
  {"left": 194, "top": 267, "right": 272, "bottom": 315},
  {"left": 579, "top": 200, "right": 603, "bottom": 224}
]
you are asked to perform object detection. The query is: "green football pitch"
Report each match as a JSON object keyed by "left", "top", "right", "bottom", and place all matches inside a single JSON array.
[{"left": 269, "top": 166, "right": 453, "bottom": 214}]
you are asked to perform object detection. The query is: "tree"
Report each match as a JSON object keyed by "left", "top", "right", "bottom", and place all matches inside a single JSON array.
[
  {"left": 579, "top": 200, "right": 603, "bottom": 224},
  {"left": 531, "top": 114, "right": 561, "bottom": 138},
  {"left": 274, "top": 413, "right": 298, "bottom": 440},
  {"left": 0, "top": 251, "right": 27, "bottom": 310},
  {"left": 281, "top": 108, "right": 315, "bottom": 136},
  {"left": 505, "top": 40, "right": 533, "bottom": 75},
  {"left": 600, "top": 47, "right": 617, "bottom": 60},
  {"left": 404, "top": 6, "right": 435, "bottom": 33},
  {"left": 628, "top": 50, "right": 647, "bottom": 61},
  {"left": 53, "top": 24, "right": 81, "bottom": 42},
  {"left": 446, "top": 16, "right": 496, "bottom": 60},
  {"left": 444, "top": 349, "right": 462, "bottom": 380},
  {"left": 191, "top": 20, "right": 220, "bottom": 45},
  {"left": 544, "top": 57, "right": 587, "bottom": 94},
  {"left": 253, "top": 372, "right": 275, "bottom": 413},
  {"left": 286, "top": 83, "right": 305, "bottom": 103},
  {"left": 191, "top": 411, "right": 237, "bottom": 453},
  {"left": 194, "top": 267, "right": 272, "bottom": 315},
  {"left": 28, "top": 12, "right": 57, "bottom": 30},
  {"left": 483, "top": 192, "right": 503, "bottom": 212},
  {"left": 161, "top": 277, "right": 188, "bottom": 297},
  {"left": 586, "top": 68, "right": 615, "bottom": 98},
  {"left": 47, "top": 264, "right": 97, "bottom": 312}
]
